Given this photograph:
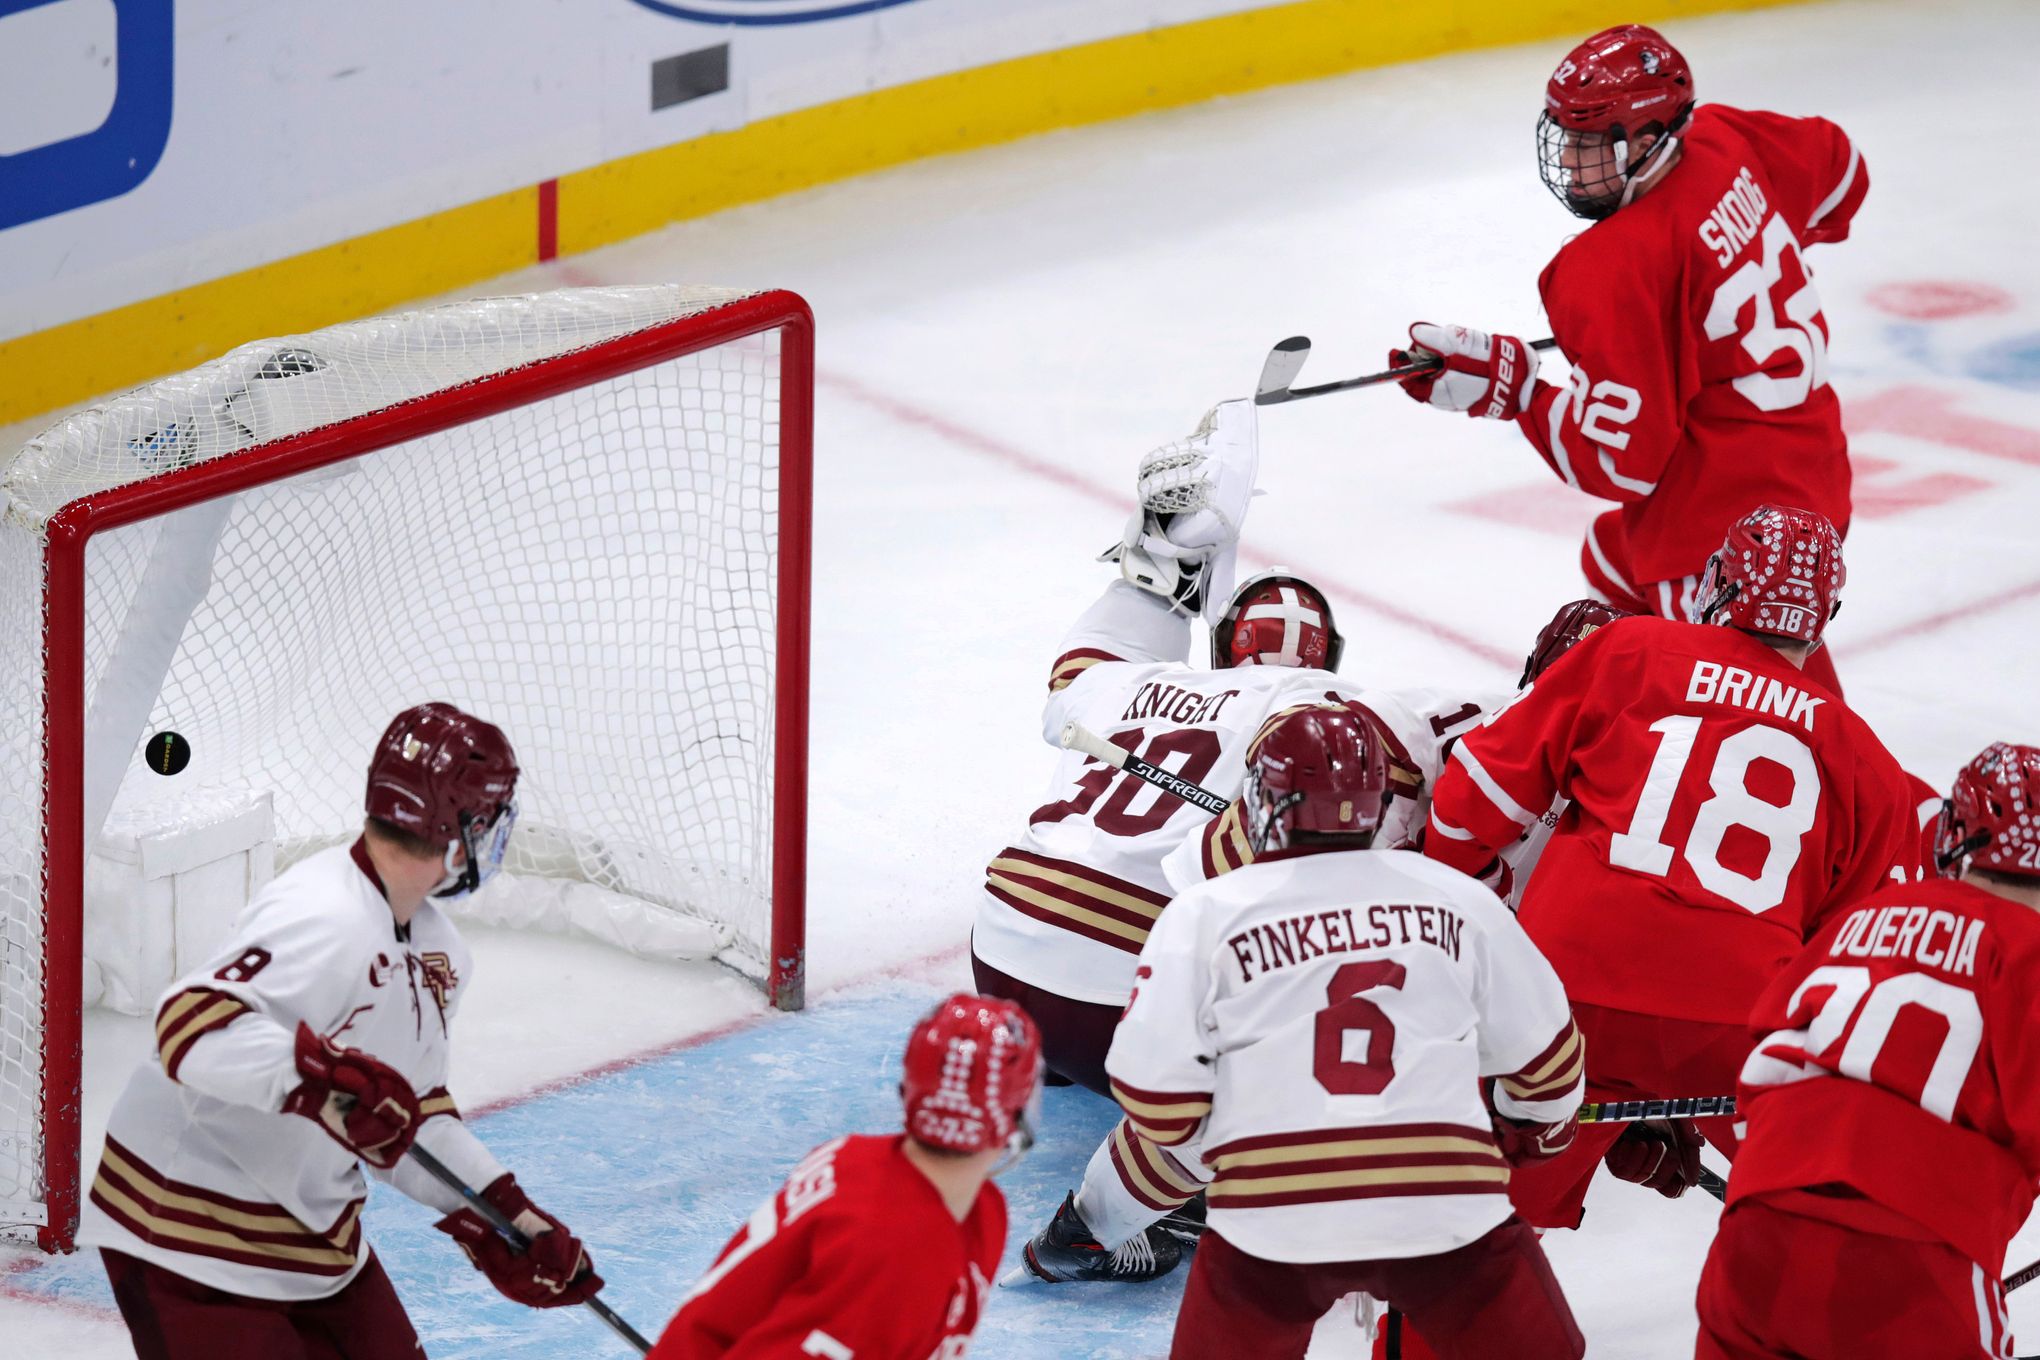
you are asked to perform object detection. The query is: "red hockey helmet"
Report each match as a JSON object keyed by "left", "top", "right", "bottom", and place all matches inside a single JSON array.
[
  {"left": 1537, "top": 24, "right": 1696, "bottom": 220},
  {"left": 901, "top": 993, "right": 1044, "bottom": 1156},
  {"left": 1243, "top": 704, "right": 1389, "bottom": 857},
  {"left": 1211, "top": 570, "right": 1344, "bottom": 671},
  {"left": 1520, "top": 598, "right": 1632, "bottom": 687},
  {"left": 365, "top": 702, "right": 519, "bottom": 895},
  {"left": 1696, "top": 505, "right": 1845, "bottom": 646},
  {"left": 1935, "top": 743, "right": 2040, "bottom": 880}
]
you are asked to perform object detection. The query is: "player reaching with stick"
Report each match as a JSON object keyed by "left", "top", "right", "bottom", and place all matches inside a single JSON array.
[
  {"left": 647, "top": 994, "right": 1040, "bottom": 1360},
  {"left": 79, "top": 703, "right": 603, "bottom": 1360},
  {"left": 1698, "top": 744, "right": 2040, "bottom": 1359},
  {"left": 1393, "top": 23, "right": 1868, "bottom": 695},
  {"left": 1109, "top": 704, "right": 1587, "bottom": 1359}
]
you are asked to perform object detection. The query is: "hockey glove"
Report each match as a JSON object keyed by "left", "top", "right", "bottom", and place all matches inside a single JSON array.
[
  {"left": 1604, "top": 1118, "right": 1705, "bottom": 1199},
  {"left": 435, "top": 1174, "right": 603, "bottom": 1309},
  {"left": 1490, "top": 1111, "right": 1578, "bottom": 1166},
  {"left": 1395, "top": 323, "right": 1537, "bottom": 420},
  {"left": 1101, "top": 400, "right": 1259, "bottom": 623},
  {"left": 281, "top": 1022, "right": 421, "bottom": 1169}
]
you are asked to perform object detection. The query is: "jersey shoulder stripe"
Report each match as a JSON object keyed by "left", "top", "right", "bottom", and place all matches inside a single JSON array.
[{"left": 1049, "top": 647, "right": 1122, "bottom": 693}]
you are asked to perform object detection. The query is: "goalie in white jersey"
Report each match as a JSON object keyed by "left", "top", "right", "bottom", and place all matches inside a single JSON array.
[
  {"left": 974, "top": 402, "right": 1494, "bottom": 1282},
  {"left": 78, "top": 703, "right": 602, "bottom": 1360},
  {"left": 1109, "top": 704, "right": 1588, "bottom": 1360}
]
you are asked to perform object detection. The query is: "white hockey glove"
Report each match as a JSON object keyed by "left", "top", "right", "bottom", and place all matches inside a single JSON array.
[
  {"left": 1396, "top": 323, "right": 1538, "bottom": 419},
  {"left": 1100, "top": 399, "right": 1260, "bottom": 624}
]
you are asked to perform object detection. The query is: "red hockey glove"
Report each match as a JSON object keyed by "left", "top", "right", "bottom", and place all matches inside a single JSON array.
[
  {"left": 1491, "top": 1110, "right": 1578, "bottom": 1166},
  {"left": 1395, "top": 323, "right": 1537, "bottom": 420},
  {"left": 435, "top": 1175, "right": 603, "bottom": 1309},
  {"left": 281, "top": 1022, "right": 421, "bottom": 1169},
  {"left": 1604, "top": 1118, "right": 1705, "bottom": 1198}
]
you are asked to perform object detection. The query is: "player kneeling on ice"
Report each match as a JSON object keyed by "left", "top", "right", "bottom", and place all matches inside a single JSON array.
[
  {"left": 979, "top": 401, "right": 1498, "bottom": 1283},
  {"left": 1697, "top": 744, "right": 2040, "bottom": 1360},
  {"left": 647, "top": 994, "right": 1042, "bottom": 1360},
  {"left": 79, "top": 703, "right": 601, "bottom": 1360},
  {"left": 1108, "top": 704, "right": 1587, "bottom": 1360}
]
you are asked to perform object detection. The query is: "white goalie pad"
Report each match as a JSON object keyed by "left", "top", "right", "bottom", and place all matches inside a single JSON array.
[{"left": 1101, "top": 399, "right": 1261, "bottom": 624}]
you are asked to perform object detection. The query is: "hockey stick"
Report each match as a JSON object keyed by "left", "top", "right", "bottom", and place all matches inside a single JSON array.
[
  {"left": 1060, "top": 720, "right": 1231, "bottom": 816},
  {"left": 1254, "top": 335, "right": 1560, "bottom": 407},
  {"left": 406, "top": 1143, "right": 654, "bottom": 1355},
  {"left": 1578, "top": 1096, "right": 1736, "bottom": 1124}
]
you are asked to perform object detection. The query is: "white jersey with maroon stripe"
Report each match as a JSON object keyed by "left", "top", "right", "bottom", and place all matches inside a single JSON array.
[
  {"left": 1106, "top": 847, "right": 1582, "bottom": 1264},
  {"left": 77, "top": 843, "right": 506, "bottom": 1300}
]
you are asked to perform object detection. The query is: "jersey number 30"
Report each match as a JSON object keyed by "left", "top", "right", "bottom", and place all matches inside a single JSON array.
[{"left": 1608, "top": 717, "right": 1820, "bottom": 913}]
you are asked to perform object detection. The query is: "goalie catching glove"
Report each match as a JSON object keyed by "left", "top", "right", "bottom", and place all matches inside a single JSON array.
[
  {"left": 435, "top": 1173, "right": 604, "bottom": 1309},
  {"left": 1395, "top": 323, "right": 1538, "bottom": 419},
  {"left": 1101, "top": 398, "right": 1260, "bottom": 623},
  {"left": 281, "top": 1021, "right": 421, "bottom": 1169}
]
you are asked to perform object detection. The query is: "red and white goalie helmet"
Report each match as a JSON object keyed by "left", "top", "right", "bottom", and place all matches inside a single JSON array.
[
  {"left": 1696, "top": 505, "right": 1845, "bottom": 646},
  {"left": 901, "top": 993, "right": 1044, "bottom": 1156},
  {"left": 1211, "top": 570, "right": 1344, "bottom": 671},
  {"left": 1537, "top": 24, "right": 1696, "bottom": 220},
  {"left": 1935, "top": 743, "right": 2040, "bottom": 880},
  {"left": 1520, "top": 598, "right": 1632, "bottom": 688},
  {"left": 365, "top": 702, "right": 519, "bottom": 897},
  {"left": 1243, "top": 704, "right": 1389, "bottom": 857}
]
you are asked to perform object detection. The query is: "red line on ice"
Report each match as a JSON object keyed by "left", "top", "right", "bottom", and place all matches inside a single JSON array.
[
  {"left": 1841, "top": 575, "right": 2040, "bottom": 657},
  {"left": 819, "top": 372, "right": 1518, "bottom": 670}
]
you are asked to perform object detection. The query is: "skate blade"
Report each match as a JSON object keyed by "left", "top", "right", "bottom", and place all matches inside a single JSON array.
[{"left": 999, "top": 1263, "right": 1042, "bottom": 1288}]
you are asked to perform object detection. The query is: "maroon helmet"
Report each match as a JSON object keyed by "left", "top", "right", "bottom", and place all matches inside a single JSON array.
[
  {"left": 1696, "top": 505, "right": 1845, "bottom": 646},
  {"left": 1537, "top": 24, "right": 1696, "bottom": 220},
  {"left": 364, "top": 702, "right": 519, "bottom": 896},
  {"left": 901, "top": 993, "right": 1043, "bottom": 1155},
  {"left": 1212, "top": 570, "right": 1344, "bottom": 671},
  {"left": 1243, "top": 704, "right": 1389, "bottom": 857},
  {"left": 1521, "top": 599, "right": 1632, "bottom": 687},
  {"left": 1935, "top": 743, "right": 2040, "bottom": 880}
]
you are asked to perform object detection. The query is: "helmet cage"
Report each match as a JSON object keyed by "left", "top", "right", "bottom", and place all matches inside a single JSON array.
[
  {"left": 433, "top": 799, "right": 518, "bottom": 900},
  {"left": 1537, "top": 109, "right": 1688, "bottom": 221}
]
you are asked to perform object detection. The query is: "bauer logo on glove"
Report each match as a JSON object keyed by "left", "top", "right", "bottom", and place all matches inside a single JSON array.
[{"left": 1396, "top": 322, "right": 1539, "bottom": 419}]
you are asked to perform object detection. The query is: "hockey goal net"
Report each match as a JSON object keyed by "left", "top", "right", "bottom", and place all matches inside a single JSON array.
[{"left": 0, "top": 285, "right": 812, "bottom": 1250}]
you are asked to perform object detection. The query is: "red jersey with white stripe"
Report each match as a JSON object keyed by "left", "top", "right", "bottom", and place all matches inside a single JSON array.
[
  {"left": 1106, "top": 848, "right": 1582, "bottom": 1264},
  {"left": 650, "top": 1134, "right": 1003, "bottom": 1360},
  {"left": 1424, "top": 616, "right": 1920, "bottom": 1024},
  {"left": 976, "top": 583, "right": 1491, "bottom": 1005},
  {"left": 76, "top": 843, "right": 505, "bottom": 1300},
  {"left": 1731, "top": 879, "right": 2040, "bottom": 1277},
  {"left": 1521, "top": 105, "right": 1869, "bottom": 585}
]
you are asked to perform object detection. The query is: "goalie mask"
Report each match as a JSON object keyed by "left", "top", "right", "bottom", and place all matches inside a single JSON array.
[
  {"left": 364, "top": 702, "right": 519, "bottom": 899},
  {"left": 901, "top": 993, "right": 1044, "bottom": 1161},
  {"left": 1243, "top": 704, "right": 1388, "bottom": 857},
  {"left": 1934, "top": 743, "right": 2040, "bottom": 880},
  {"left": 1212, "top": 571, "right": 1344, "bottom": 671},
  {"left": 1537, "top": 24, "right": 1695, "bottom": 220}
]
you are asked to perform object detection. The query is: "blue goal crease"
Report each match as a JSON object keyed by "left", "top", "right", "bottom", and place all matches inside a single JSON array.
[{"left": 16, "top": 989, "right": 1186, "bottom": 1359}]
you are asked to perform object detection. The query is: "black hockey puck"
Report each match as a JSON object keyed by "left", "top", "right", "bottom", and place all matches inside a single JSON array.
[{"left": 144, "top": 731, "right": 191, "bottom": 776}]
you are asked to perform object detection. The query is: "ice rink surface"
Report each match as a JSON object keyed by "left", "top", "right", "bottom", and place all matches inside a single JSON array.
[{"left": 6, "top": 0, "right": 2040, "bottom": 1354}]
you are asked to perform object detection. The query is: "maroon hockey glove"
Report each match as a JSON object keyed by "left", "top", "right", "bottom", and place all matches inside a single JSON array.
[
  {"left": 1395, "top": 323, "right": 1537, "bottom": 420},
  {"left": 436, "top": 1175, "right": 603, "bottom": 1309},
  {"left": 1491, "top": 1110, "right": 1578, "bottom": 1166},
  {"left": 281, "top": 1022, "right": 421, "bottom": 1169},
  {"left": 1604, "top": 1118, "right": 1705, "bottom": 1198}
]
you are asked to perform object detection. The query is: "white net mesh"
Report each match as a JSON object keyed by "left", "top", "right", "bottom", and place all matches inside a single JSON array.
[{"left": 0, "top": 285, "right": 802, "bottom": 1239}]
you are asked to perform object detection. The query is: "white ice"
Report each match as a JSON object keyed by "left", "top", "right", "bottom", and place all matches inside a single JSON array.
[{"left": 7, "top": 0, "right": 2040, "bottom": 1354}]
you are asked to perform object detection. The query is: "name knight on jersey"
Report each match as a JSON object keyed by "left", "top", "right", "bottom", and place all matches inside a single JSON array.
[
  {"left": 1827, "top": 902, "right": 1984, "bottom": 977},
  {"left": 1120, "top": 681, "right": 1242, "bottom": 725},
  {"left": 1685, "top": 659, "right": 1824, "bottom": 731},
  {"left": 1227, "top": 902, "right": 1465, "bottom": 983}
]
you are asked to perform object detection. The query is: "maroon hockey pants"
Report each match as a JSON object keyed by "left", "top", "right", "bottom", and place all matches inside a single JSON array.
[
  {"left": 1172, "top": 1217, "right": 1583, "bottom": 1360},
  {"left": 102, "top": 1249, "right": 424, "bottom": 1360},
  {"left": 971, "top": 953, "right": 1122, "bottom": 1098},
  {"left": 1697, "top": 1198, "right": 2012, "bottom": 1359}
]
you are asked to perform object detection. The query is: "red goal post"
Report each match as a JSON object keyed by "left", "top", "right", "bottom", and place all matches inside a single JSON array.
[{"left": 1, "top": 286, "right": 813, "bottom": 1251}]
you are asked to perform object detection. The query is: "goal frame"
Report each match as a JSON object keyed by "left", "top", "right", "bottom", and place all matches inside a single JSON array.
[{"left": 30, "top": 289, "right": 813, "bottom": 1252}]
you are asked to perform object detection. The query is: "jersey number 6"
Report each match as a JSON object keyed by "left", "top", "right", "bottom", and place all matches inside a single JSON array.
[{"left": 1313, "top": 961, "right": 1406, "bottom": 1096}]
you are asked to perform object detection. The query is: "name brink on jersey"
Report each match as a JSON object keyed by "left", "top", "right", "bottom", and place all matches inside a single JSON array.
[
  {"left": 1685, "top": 660, "right": 1824, "bottom": 732},
  {"left": 1228, "top": 903, "right": 1465, "bottom": 983}
]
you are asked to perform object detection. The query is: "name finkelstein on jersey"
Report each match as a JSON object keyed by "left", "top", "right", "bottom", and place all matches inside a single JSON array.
[{"left": 1227, "top": 903, "right": 1467, "bottom": 983}]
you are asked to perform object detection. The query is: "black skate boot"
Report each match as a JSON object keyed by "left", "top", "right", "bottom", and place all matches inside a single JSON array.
[
  {"left": 1157, "top": 1192, "right": 1206, "bottom": 1247},
  {"left": 1018, "top": 1192, "right": 1182, "bottom": 1283}
]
